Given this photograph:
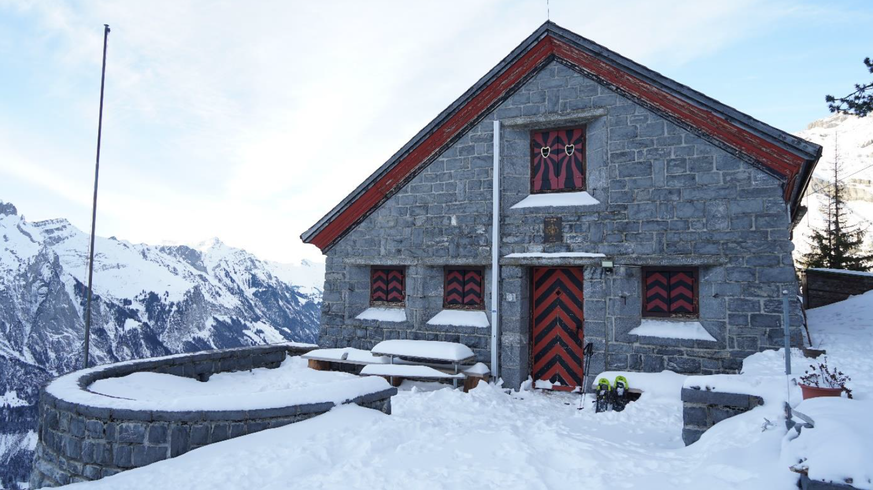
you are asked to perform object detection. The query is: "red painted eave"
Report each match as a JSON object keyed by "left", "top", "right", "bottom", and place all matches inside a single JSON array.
[{"left": 306, "top": 33, "right": 810, "bottom": 252}]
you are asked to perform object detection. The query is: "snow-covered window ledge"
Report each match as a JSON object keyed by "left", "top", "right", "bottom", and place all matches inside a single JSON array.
[
  {"left": 356, "top": 307, "right": 406, "bottom": 323},
  {"left": 426, "top": 309, "right": 490, "bottom": 328},
  {"left": 510, "top": 191, "right": 600, "bottom": 209},
  {"left": 628, "top": 318, "right": 716, "bottom": 342}
]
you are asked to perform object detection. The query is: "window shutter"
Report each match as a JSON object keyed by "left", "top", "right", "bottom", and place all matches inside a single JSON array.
[
  {"left": 644, "top": 271, "right": 670, "bottom": 314},
  {"left": 371, "top": 268, "right": 404, "bottom": 304},
  {"left": 644, "top": 269, "right": 697, "bottom": 317},
  {"left": 445, "top": 269, "right": 484, "bottom": 308},
  {"left": 445, "top": 270, "right": 464, "bottom": 306},
  {"left": 531, "top": 128, "right": 585, "bottom": 193},
  {"left": 463, "top": 270, "right": 483, "bottom": 306}
]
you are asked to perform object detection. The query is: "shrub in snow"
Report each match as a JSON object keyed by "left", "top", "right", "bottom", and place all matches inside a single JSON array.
[{"left": 799, "top": 358, "right": 853, "bottom": 399}]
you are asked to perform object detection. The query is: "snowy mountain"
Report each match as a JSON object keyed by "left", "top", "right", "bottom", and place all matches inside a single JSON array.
[
  {"left": 793, "top": 114, "right": 873, "bottom": 262},
  {"left": 0, "top": 201, "right": 323, "bottom": 489}
]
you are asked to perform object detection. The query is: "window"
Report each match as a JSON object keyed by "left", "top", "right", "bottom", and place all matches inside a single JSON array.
[
  {"left": 642, "top": 268, "right": 698, "bottom": 318},
  {"left": 370, "top": 267, "right": 405, "bottom": 306},
  {"left": 444, "top": 268, "right": 484, "bottom": 309},
  {"left": 530, "top": 127, "right": 586, "bottom": 193}
]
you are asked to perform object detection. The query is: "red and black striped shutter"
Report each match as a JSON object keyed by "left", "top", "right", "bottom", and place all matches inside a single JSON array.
[
  {"left": 531, "top": 128, "right": 585, "bottom": 193},
  {"left": 445, "top": 269, "right": 484, "bottom": 308},
  {"left": 445, "top": 270, "right": 464, "bottom": 306},
  {"left": 644, "top": 269, "right": 697, "bottom": 317},
  {"left": 463, "top": 270, "right": 483, "bottom": 306},
  {"left": 531, "top": 267, "right": 585, "bottom": 391},
  {"left": 371, "top": 268, "right": 405, "bottom": 304}
]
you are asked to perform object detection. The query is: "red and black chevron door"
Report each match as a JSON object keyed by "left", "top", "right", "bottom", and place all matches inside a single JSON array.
[
  {"left": 531, "top": 267, "right": 585, "bottom": 390},
  {"left": 644, "top": 269, "right": 697, "bottom": 316},
  {"left": 371, "top": 268, "right": 405, "bottom": 304},
  {"left": 531, "top": 128, "right": 585, "bottom": 193}
]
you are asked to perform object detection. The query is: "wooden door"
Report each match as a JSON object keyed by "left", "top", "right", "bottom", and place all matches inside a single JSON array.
[{"left": 531, "top": 267, "right": 585, "bottom": 391}]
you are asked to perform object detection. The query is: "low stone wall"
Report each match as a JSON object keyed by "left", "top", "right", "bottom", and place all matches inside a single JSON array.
[
  {"left": 681, "top": 387, "right": 763, "bottom": 445},
  {"left": 29, "top": 344, "right": 397, "bottom": 488}
]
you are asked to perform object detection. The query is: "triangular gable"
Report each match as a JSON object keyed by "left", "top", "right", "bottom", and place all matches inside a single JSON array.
[{"left": 302, "top": 22, "right": 821, "bottom": 252}]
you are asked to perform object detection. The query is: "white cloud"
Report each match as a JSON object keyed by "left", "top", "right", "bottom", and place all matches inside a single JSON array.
[{"left": 0, "top": 0, "right": 810, "bottom": 263}]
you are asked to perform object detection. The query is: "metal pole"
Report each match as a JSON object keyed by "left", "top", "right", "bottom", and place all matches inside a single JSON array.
[
  {"left": 83, "top": 24, "right": 110, "bottom": 369},
  {"left": 490, "top": 120, "right": 501, "bottom": 381},
  {"left": 782, "top": 289, "right": 791, "bottom": 376}
]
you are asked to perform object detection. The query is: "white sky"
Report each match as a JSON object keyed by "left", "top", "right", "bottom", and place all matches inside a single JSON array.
[{"left": 1, "top": 0, "right": 870, "bottom": 264}]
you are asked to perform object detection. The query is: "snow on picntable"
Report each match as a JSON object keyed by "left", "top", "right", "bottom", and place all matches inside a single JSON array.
[
  {"left": 371, "top": 339, "right": 475, "bottom": 362},
  {"left": 66, "top": 292, "right": 873, "bottom": 490}
]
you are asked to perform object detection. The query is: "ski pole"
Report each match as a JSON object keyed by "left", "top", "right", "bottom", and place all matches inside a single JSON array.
[{"left": 579, "top": 342, "right": 594, "bottom": 410}]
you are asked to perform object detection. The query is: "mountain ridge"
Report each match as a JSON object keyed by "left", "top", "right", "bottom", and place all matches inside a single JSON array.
[{"left": 0, "top": 201, "right": 324, "bottom": 489}]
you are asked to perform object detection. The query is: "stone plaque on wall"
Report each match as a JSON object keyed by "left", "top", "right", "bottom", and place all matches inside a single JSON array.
[{"left": 544, "top": 217, "right": 563, "bottom": 243}]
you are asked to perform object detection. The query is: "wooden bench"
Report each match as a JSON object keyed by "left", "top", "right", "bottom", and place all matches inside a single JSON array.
[
  {"left": 370, "top": 340, "right": 476, "bottom": 388},
  {"left": 304, "top": 342, "right": 491, "bottom": 392}
]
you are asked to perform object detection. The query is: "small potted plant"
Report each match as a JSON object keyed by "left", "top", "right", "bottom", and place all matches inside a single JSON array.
[{"left": 798, "top": 358, "right": 853, "bottom": 400}]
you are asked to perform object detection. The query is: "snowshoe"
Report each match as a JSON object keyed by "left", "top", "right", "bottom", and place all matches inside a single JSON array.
[
  {"left": 595, "top": 377, "right": 612, "bottom": 413},
  {"left": 613, "top": 375, "right": 629, "bottom": 412}
]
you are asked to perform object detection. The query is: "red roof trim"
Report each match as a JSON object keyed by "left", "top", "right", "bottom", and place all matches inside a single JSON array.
[
  {"left": 310, "top": 37, "right": 555, "bottom": 250},
  {"left": 308, "top": 35, "right": 808, "bottom": 251},
  {"left": 550, "top": 39, "right": 805, "bottom": 178}
]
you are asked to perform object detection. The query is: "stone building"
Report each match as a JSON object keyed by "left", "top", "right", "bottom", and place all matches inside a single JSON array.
[{"left": 301, "top": 22, "right": 822, "bottom": 390}]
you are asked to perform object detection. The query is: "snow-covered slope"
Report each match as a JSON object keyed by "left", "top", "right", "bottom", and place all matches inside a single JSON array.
[
  {"left": 0, "top": 200, "right": 324, "bottom": 489},
  {"left": 793, "top": 114, "right": 873, "bottom": 261}
]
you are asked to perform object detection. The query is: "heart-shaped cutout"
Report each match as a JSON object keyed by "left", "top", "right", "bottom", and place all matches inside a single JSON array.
[
  {"left": 540, "top": 146, "right": 551, "bottom": 158},
  {"left": 565, "top": 144, "right": 575, "bottom": 156}
]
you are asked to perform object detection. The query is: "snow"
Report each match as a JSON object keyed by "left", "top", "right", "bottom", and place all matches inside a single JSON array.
[
  {"left": 265, "top": 259, "right": 325, "bottom": 297},
  {"left": 371, "top": 340, "right": 475, "bottom": 362},
  {"left": 783, "top": 397, "right": 873, "bottom": 488},
  {"left": 0, "top": 390, "right": 28, "bottom": 408},
  {"left": 628, "top": 319, "right": 716, "bottom": 341},
  {"left": 462, "top": 362, "right": 491, "bottom": 377},
  {"left": 426, "top": 309, "right": 490, "bottom": 328},
  {"left": 807, "top": 267, "right": 873, "bottom": 277},
  {"left": 355, "top": 307, "right": 407, "bottom": 322},
  {"left": 503, "top": 251, "right": 606, "bottom": 259},
  {"left": 303, "top": 348, "right": 390, "bottom": 365},
  {"left": 64, "top": 284, "right": 873, "bottom": 490},
  {"left": 510, "top": 191, "right": 600, "bottom": 209},
  {"left": 594, "top": 370, "right": 688, "bottom": 399},
  {"left": 360, "top": 364, "right": 465, "bottom": 379},
  {"left": 50, "top": 357, "right": 390, "bottom": 412}
]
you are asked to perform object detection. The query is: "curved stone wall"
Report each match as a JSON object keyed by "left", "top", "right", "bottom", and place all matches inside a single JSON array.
[{"left": 29, "top": 344, "right": 396, "bottom": 488}]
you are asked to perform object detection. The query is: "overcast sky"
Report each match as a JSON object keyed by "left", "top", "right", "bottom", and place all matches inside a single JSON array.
[{"left": 1, "top": 0, "right": 871, "bottom": 264}]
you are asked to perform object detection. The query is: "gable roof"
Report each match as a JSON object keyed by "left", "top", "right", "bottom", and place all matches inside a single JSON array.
[{"left": 302, "top": 21, "right": 822, "bottom": 252}]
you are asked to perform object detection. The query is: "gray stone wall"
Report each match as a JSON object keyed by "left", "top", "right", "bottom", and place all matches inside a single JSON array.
[
  {"left": 319, "top": 59, "right": 804, "bottom": 389},
  {"left": 29, "top": 345, "right": 396, "bottom": 488},
  {"left": 681, "top": 387, "right": 763, "bottom": 445}
]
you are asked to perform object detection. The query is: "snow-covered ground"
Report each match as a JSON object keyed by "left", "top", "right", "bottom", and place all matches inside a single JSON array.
[
  {"left": 64, "top": 292, "right": 873, "bottom": 490},
  {"left": 82, "top": 357, "right": 389, "bottom": 411}
]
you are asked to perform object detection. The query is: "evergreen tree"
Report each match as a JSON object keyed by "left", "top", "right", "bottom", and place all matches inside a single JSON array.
[
  {"left": 826, "top": 57, "right": 873, "bottom": 117},
  {"left": 801, "top": 136, "right": 873, "bottom": 271}
]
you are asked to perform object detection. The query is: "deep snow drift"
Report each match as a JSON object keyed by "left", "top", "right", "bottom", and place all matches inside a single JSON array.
[{"left": 63, "top": 291, "right": 873, "bottom": 489}]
